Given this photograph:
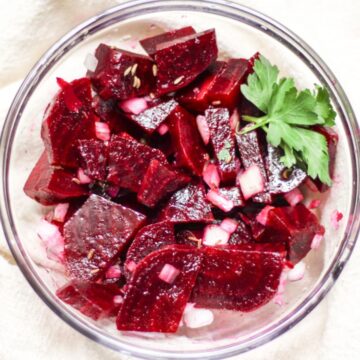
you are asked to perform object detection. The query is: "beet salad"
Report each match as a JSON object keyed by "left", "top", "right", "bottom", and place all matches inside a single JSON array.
[{"left": 24, "top": 26, "right": 339, "bottom": 333}]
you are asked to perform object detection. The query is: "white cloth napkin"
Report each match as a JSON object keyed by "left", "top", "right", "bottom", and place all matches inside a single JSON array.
[{"left": 1, "top": 1, "right": 359, "bottom": 359}]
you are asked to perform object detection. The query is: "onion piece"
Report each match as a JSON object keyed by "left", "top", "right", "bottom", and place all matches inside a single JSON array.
[
  {"left": 256, "top": 205, "right": 274, "bottom": 226},
  {"left": 95, "top": 121, "right": 111, "bottom": 141},
  {"left": 311, "top": 233, "right": 324, "bottom": 249},
  {"left": 126, "top": 260, "right": 137, "bottom": 273},
  {"left": 331, "top": 210, "right": 343, "bottom": 230},
  {"left": 113, "top": 295, "right": 124, "bottom": 306},
  {"left": 284, "top": 188, "right": 304, "bottom": 207},
  {"left": 53, "top": 203, "right": 69, "bottom": 223},
  {"left": 37, "top": 219, "right": 64, "bottom": 262},
  {"left": 196, "top": 115, "right": 210, "bottom": 145},
  {"left": 84, "top": 53, "right": 98, "bottom": 72},
  {"left": 157, "top": 124, "right": 169, "bottom": 135},
  {"left": 309, "top": 199, "right": 321, "bottom": 209},
  {"left": 159, "top": 264, "right": 180, "bottom": 284},
  {"left": 287, "top": 261, "right": 306, "bottom": 281},
  {"left": 229, "top": 109, "right": 240, "bottom": 132},
  {"left": 105, "top": 265, "right": 122, "bottom": 279},
  {"left": 119, "top": 97, "right": 148, "bottom": 115},
  {"left": 77, "top": 168, "right": 92, "bottom": 184},
  {"left": 206, "top": 190, "right": 234, "bottom": 212},
  {"left": 202, "top": 163, "right": 220, "bottom": 189},
  {"left": 203, "top": 224, "right": 230, "bottom": 246},
  {"left": 183, "top": 303, "right": 214, "bottom": 329},
  {"left": 220, "top": 218, "right": 238, "bottom": 234},
  {"left": 237, "top": 165, "right": 265, "bottom": 200}
]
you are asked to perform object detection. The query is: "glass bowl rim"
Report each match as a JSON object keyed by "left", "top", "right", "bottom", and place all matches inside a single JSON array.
[{"left": 1, "top": 0, "right": 359, "bottom": 359}]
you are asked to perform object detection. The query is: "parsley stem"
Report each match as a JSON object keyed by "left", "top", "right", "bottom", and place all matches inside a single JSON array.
[{"left": 236, "top": 116, "right": 269, "bottom": 135}]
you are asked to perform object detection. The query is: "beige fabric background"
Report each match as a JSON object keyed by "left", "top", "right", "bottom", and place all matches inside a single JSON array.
[{"left": 0, "top": 1, "right": 359, "bottom": 359}]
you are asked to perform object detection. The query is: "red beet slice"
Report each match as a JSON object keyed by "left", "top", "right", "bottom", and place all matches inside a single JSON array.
[
  {"left": 89, "top": 44, "right": 155, "bottom": 100},
  {"left": 138, "top": 159, "right": 190, "bottom": 207},
  {"left": 125, "top": 221, "right": 175, "bottom": 273},
  {"left": 177, "top": 61, "right": 226, "bottom": 112},
  {"left": 107, "top": 134, "right": 167, "bottom": 192},
  {"left": 313, "top": 126, "right": 338, "bottom": 192},
  {"left": 64, "top": 194, "right": 146, "bottom": 281},
  {"left": 263, "top": 204, "right": 324, "bottom": 263},
  {"left": 191, "top": 245, "right": 283, "bottom": 311},
  {"left": 78, "top": 139, "right": 107, "bottom": 181},
  {"left": 205, "top": 108, "right": 237, "bottom": 181},
  {"left": 129, "top": 99, "right": 178, "bottom": 134},
  {"left": 155, "top": 29, "right": 218, "bottom": 95},
  {"left": 140, "top": 26, "right": 196, "bottom": 56},
  {"left": 228, "top": 218, "right": 254, "bottom": 245},
  {"left": 160, "top": 183, "right": 214, "bottom": 224},
  {"left": 206, "top": 58, "right": 249, "bottom": 109},
  {"left": 267, "top": 145, "right": 306, "bottom": 194},
  {"left": 24, "top": 151, "right": 88, "bottom": 205},
  {"left": 168, "top": 106, "right": 208, "bottom": 176},
  {"left": 41, "top": 78, "right": 96, "bottom": 168},
  {"left": 117, "top": 245, "right": 202, "bottom": 332},
  {"left": 218, "top": 187, "right": 244, "bottom": 208},
  {"left": 56, "top": 281, "right": 121, "bottom": 320},
  {"left": 236, "top": 127, "right": 272, "bottom": 203}
]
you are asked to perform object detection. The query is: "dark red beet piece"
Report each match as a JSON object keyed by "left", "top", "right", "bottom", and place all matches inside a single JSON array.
[
  {"left": 140, "top": 26, "right": 196, "bottom": 56},
  {"left": 239, "top": 96, "right": 263, "bottom": 118},
  {"left": 168, "top": 106, "right": 208, "bottom": 176},
  {"left": 89, "top": 44, "right": 155, "bottom": 100},
  {"left": 177, "top": 61, "right": 226, "bottom": 112},
  {"left": 130, "top": 99, "right": 178, "bottom": 134},
  {"left": 218, "top": 187, "right": 244, "bottom": 208},
  {"left": 205, "top": 108, "right": 237, "bottom": 181},
  {"left": 107, "top": 134, "right": 167, "bottom": 192},
  {"left": 206, "top": 58, "right": 249, "bottom": 109},
  {"left": 236, "top": 127, "right": 272, "bottom": 203},
  {"left": 117, "top": 245, "right": 202, "bottom": 332},
  {"left": 125, "top": 221, "right": 175, "bottom": 273},
  {"left": 229, "top": 218, "right": 254, "bottom": 245},
  {"left": 191, "top": 245, "right": 283, "bottom": 311},
  {"left": 137, "top": 159, "right": 190, "bottom": 207},
  {"left": 160, "top": 183, "right": 214, "bottom": 224},
  {"left": 64, "top": 194, "right": 146, "bottom": 281},
  {"left": 78, "top": 139, "right": 107, "bottom": 181},
  {"left": 176, "top": 229, "right": 202, "bottom": 247},
  {"left": 267, "top": 145, "right": 306, "bottom": 194},
  {"left": 155, "top": 29, "right": 218, "bottom": 95},
  {"left": 24, "top": 151, "right": 88, "bottom": 205},
  {"left": 263, "top": 204, "right": 324, "bottom": 263},
  {"left": 41, "top": 78, "right": 96, "bottom": 168},
  {"left": 313, "top": 126, "right": 338, "bottom": 192},
  {"left": 56, "top": 281, "right": 121, "bottom": 320}
]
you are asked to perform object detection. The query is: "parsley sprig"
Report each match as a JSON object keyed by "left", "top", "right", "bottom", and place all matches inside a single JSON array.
[{"left": 239, "top": 55, "right": 336, "bottom": 185}]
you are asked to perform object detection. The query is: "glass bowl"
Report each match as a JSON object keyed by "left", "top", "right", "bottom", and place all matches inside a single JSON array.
[{"left": 1, "top": 1, "right": 359, "bottom": 359}]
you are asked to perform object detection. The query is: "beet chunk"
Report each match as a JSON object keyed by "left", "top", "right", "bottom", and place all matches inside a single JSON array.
[
  {"left": 64, "top": 194, "right": 146, "bottom": 281},
  {"left": 130, "top": 99, "right": 178, "bottom": 134},
  {"left": 191, "top": 245, "right": 283, "bottom": 311},
  {"left": 137, "top": 159, "right": 190, "bottom": 207},
  {"left": 267, "top": 145, "right": 306, "bottom": 194},
  {"left": 218, "top": 187, "right": 244, "bottom": 208},
  {"left": 140, "top": 26, "right": 196, "bottom": 56},
  {"left": 205, "top": 108, "right": 237, "bottom": 181},
  {"left": 56, "top": 281, "right": 121, "bottom": 320},
  {"left": 236, "top": 127, "right": 272, "bottom": 203},
  {"left": 160, "top": 183, "right": 214, "bottom": 224},
  {"left": 24, "top": 151, "right": 88, "bottom": 205},
  {"left": 117, "top": 245, "right": 202, "bottom": 332},
  {"left": 41, "top": 78, "right": 96, "bottom": 168},
  {"left": 155, "top": 29, "right": 218, "bottom": 95},
  {"left": 89, "top": 44, "right": 155, "bottom": 100},
  {"left": 78, "top": 139, "right": 107, "bottom": 181},
  {"left": 313, "top": 126, "right": 338, "bottom": 192},
  {"left": 107, "top": 134, "right": 167, "bottom": 192},
  {"left": 263, "top": 204, "right": 324, "bottom": 263},
  {"left": 168, "top": 106, "right": 208, "bottom": 176},
  {"left": 125, "top": 221, "right": 175, "bottom": 273},
  {"left": 177, "top": 61, "right": 226, "bottom": 112},
  {"left": 228, "top": 218, "right": 254, "bottom": 245},
  {"left": 206, "top": 58, "right": 249, "bottom": 109}
]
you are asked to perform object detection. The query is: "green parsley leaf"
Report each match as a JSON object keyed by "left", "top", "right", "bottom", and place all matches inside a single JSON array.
[
  {"left": 218, "top": 148, "right": 232, "bottom": 163},
  {"left": 239, "top": 55, "right": 336, "bottom": 185}
]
